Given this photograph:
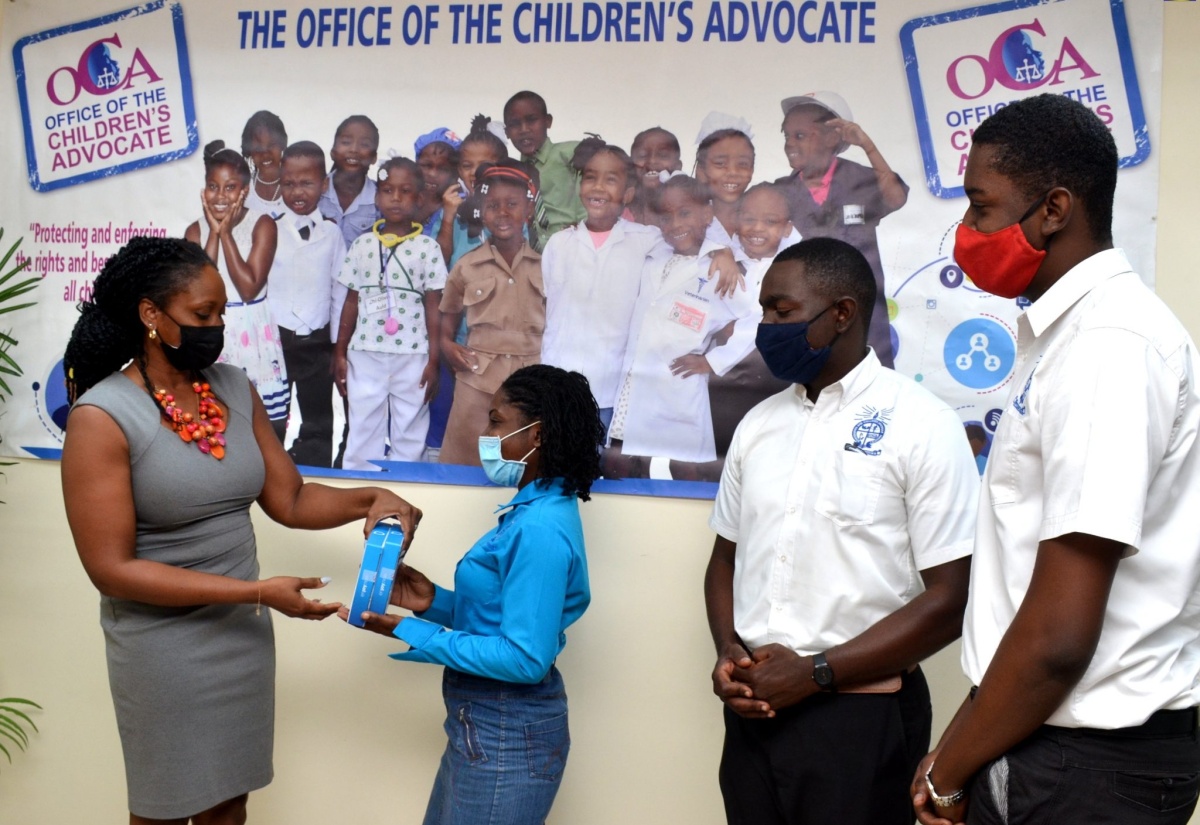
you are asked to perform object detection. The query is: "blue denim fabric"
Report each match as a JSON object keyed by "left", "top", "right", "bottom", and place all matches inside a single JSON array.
[{"left": 423, "top": 666, "right": 570, "bottom": 825}]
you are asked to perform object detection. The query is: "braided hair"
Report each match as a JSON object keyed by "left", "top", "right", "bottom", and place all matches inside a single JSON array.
[
  {"left": 203, "top": 139, "right": 251, "bottom": 185},
  {"left": 499, "top": 365, "right": 604, "bottom": 501},
  {"left": 651, "top": 173, "right": 713, "bottom": 212},
  {"left": 240, "top": 110, "right": 287, "bottom": 159},
  {"left": 377, "top": 155, "right": 424, "bottom": 188},
  {"left": 64, "top": 237, "right": 213, "bottom": 403},
  {"left": 459, "top": 158, "right": 540, "bottom": 238},
  {"left": 461, "top": 114, "right": 509, "bottom": 162},
  {"left": 570, "top": 139, "right": 636, "bottom": 187}
]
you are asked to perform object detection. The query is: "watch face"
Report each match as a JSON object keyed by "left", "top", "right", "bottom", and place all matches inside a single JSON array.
[{"left": 814, "top": 664, "right": 834, "bottom": 687}]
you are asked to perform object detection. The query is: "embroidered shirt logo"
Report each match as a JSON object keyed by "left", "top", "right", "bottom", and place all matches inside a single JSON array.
[
  {"left": 1011, "top": 357, "right": 1041, "bottom": 416},
  {"left": 845, "top": 406, "right": 892, "bottom": 456}
]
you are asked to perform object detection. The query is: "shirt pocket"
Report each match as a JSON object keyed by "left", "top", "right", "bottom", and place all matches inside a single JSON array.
[
  {"left": 462, "top": 276, "right": 497, "bottom": 308},
  {"left": 815, "top": 450, "right": 886, "bottom": 527}
]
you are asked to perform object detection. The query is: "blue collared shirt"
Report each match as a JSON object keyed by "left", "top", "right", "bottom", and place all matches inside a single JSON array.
[
  {"left": 319, "top": 175, "right": 380, "bottom": 249},
  {"left": 391, "top": 478, "right": 591, "bottom": 684}
]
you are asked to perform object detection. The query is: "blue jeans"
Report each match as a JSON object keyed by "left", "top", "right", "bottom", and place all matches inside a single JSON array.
[{"left": 423, "top": 666, "right": 570, "bottom": 825}]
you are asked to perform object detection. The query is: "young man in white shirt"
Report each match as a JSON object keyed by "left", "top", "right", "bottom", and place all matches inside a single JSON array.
[
  {"left": 912, "top": 94, "right": 1200, "bottom": 825},
  {"left": 705, "top": 237, "right": 979, "bottom": 825}
]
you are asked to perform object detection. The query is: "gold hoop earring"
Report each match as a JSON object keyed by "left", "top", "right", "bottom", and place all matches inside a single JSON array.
[{"left": 148, "top": 327, "right": 157, "bottom": 340}]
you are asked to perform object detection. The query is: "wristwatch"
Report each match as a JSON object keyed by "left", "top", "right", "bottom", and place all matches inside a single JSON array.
[
  {"left": 811, "top": 651, "right": 836, "bottom": 691},
  {"left": 924, "top": 765, "right": 966, "bottom": 808}
]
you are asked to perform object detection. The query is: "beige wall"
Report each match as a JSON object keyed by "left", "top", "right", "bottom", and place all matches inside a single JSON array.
[{"left": 2, "top": 6, "right": 1199, "bottom": 821}]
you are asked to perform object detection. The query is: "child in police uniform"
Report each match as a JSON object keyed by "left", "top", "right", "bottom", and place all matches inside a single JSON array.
[
  {"left": 773, "top": 91, "right": 908, "bottom": 368},
  {"left": 333, "top": 157, "right": 447, "bottom": 470}
]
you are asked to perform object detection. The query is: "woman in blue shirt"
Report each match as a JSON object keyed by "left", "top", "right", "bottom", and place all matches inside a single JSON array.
[{"left": 345, "top": 364, "right": 604, "bottom": 825}]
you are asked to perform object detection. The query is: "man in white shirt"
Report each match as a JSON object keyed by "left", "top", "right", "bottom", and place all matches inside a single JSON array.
[
  {"left": 706, "top": 237, "right": 979, "bottom": 825},
  {"left": 912, "top": 94, "right": 1200, "bottom": 825}
]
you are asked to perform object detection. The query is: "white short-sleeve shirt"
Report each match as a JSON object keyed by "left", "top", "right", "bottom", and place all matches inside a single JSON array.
[
  {"left": 710, "top": 350, "right": 979, "bottom": 653},
  {"left": 268, "top": 209, "right": 347, "bottom": 336},
  {"left": 962, "top": 248, "right": 1200, "bottom": 728}
]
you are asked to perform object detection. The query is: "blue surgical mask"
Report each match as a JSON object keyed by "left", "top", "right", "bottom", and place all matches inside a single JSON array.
[
  {"left": 478, "top": 420, "right": 540, "bottom": 487},
  {"left": 756, "top": 304, "right": 838, "bottom": 386}
]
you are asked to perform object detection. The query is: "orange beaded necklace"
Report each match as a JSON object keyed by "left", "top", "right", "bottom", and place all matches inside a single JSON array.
[{"left": 138, "top": 360, "right": 228, "bottom": 459}]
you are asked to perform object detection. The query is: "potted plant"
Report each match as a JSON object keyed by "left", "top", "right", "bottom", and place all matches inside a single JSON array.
[{"left": 0, "top": 226, "right": 43, "bottom": 768}]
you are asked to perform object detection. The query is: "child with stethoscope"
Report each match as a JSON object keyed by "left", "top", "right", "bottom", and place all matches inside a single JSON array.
[{"left": 333, "top": 156, "right": 448, "bottom": 470}]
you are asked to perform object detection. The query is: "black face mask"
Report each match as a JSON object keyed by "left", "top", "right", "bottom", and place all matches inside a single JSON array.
[{"left": 159, "top": 310, "right": 225, "bottom": 372}]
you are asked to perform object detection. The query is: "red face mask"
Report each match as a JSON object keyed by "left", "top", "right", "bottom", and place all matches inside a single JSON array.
[{"left": 953, "top": 196, "right": 1047, "bottom": 300}]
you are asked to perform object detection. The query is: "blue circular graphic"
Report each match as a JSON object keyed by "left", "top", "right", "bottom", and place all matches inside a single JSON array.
[
  {"left": 38, "top": 359, "right": 71, "bottom": 433},
  {"left": 943, "top": 319, "right": 1015, "bottom": 390},
  {"left": 852, "top": 419, "right": 885, "bottom": 447},
  {"left": 984, "top": 407, "right": 1004, "bottom": 431},
  {"left": 1001, "top": 31, "right": 1044, "bottom": 85},
  {"left": 939, "top": 264, "right": 964, "bottom": 289},
  {"left": 86, "top": 44, "right": 122, "bottom": 92}
]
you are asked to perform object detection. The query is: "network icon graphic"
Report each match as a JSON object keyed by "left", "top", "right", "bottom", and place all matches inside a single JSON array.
[
  {"left": 955, "top": 332, "right": 1003, "bottom": 373},
  {"left": 942, "top": 318, "right": 1015, "bottom": 390}
]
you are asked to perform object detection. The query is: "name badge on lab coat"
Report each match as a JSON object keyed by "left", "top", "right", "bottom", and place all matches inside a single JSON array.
[
  {"left": 364, "top": 292, "right": 390, "bottom": 316},
  {"left": 668, "top": 301, "right": 706, "bottom": 332}
]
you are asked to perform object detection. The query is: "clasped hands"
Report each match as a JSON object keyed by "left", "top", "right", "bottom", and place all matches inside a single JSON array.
[{"left": 711, "top": 642, "right": 822, "bottom": 718}]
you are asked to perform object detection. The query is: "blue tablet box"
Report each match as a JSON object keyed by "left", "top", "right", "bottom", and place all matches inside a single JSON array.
[{"left": 347, "top": 520, "right": 406, "bottom": 628}]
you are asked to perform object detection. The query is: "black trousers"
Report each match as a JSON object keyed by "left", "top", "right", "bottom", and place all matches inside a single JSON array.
[
  {"left": 279, "top": 325, "right": 334, "bottom": 468},
  {"left": 967, "top": 709, "right": 1200, "bottom": 824},
  {"left": 719, "top": 666, "right": 931, "bottom": 825}
]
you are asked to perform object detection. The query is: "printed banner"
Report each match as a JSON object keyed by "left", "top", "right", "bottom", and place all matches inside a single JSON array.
[
  {"left": 0, "top": 0, "right": 1163, "bottom": 497},
  {"left": 13, "top": 0, "right": 198, "bottom": 192}
]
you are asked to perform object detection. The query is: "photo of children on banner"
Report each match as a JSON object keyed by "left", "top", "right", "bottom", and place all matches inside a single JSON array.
[
  {"left": 423, "top": 119, "right": 510, "bottom": 459},
  {"left": 437, "top": 159, "right": 544, "bottom": 466},
  {"left": 628, "top": 127, "right": 683, "bottom": 226},
  {"left": 773, "top": 91, "right": 908, "bottom": 369},
  {"left": 184, "top": 140, "right": 290, "bottom": 441},
  {"left": 333, "top": 157, "right": 447, "bottom": 471},
  {"left": 241, "top": 110, "right": 288, "bottom": 220},
  {"left": 603, "top": 173, "right": 760, "bottom": 481},
  {"left": 268, "top": 140, "right": 346, "bottom": 468},
  {"left": 207, "top": 89, "right": 908, "bottom": 484},
  {"left": 503, "top": 90, "right": 587, "bottom": 252}
]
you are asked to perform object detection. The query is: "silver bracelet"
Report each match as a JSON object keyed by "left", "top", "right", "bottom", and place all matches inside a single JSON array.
[{"left": 925, "top": 764, "right": 966, "bottom": 808}]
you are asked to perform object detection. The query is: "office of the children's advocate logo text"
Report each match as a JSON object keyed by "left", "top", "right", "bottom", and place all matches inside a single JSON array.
[
  {"left": 12, "top": 0, "right": 198, "bottom": 192},
  {"left": 900, "top": 0, "right": 1148, "bottom": 199}
]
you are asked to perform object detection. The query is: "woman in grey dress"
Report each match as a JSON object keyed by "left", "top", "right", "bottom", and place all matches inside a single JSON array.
[{"left": 60, "top": 236, "right": 421, "bottom": 825}]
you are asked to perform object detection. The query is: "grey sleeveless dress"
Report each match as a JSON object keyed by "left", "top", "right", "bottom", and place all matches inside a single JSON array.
[{"left": 74, "top": 363, "right": 273, "bottom": 819}]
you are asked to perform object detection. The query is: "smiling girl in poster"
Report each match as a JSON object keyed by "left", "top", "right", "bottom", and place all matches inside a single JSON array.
[{"left": 184, "top": 140, "right": 290, "bottom": 440}]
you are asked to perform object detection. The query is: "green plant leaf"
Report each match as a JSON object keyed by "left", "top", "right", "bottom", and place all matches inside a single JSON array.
[
  {"left": 0, "top": 726, "right": 26, "bottom": 754},
  {"left": 0, "top": 699, "right": 43, "bottom": 710},
  {"left": 0, "top": 716, "right": 29, "bottom": 747},
  {"left": 0, "top": 704, "right": 40, "bottom": 732},
  {"left": 0, "top": 230, "right": 27, "bottom": 275},
  {"left": 0, "top": 739, "right": 11, "bottom": 764}
]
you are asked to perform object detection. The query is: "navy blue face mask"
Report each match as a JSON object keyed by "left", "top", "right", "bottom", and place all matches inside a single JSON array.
[{"left": 755, "top": 304, "right": 838, "bottom": 386}]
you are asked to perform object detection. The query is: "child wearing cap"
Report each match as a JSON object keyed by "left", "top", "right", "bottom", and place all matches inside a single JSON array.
[
  {"left": 415, "top": 127, "right": 462, "bottom": 238},
  {"left": 774, "top": 91, "right": 907, "bottom": 368}
]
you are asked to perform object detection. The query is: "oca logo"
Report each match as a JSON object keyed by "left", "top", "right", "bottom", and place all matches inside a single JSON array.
[
  {"left": 946, "top": 19, "right": 1098, "bottom": 100},
  {"left": 45, "top": 33, "right": 163, "bottom": 106}
]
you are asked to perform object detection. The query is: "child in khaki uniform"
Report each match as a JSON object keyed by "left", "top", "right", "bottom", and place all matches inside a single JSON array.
[{"left": 438, "top": 160, "right": 545, "bottom": 466}]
